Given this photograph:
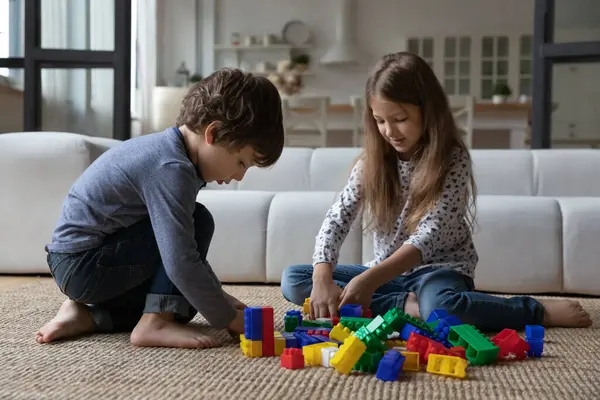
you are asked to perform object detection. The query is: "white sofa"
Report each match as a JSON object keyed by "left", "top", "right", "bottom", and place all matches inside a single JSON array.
[{"left": 1, "top": 131, "right": 599, "bottom": 297}]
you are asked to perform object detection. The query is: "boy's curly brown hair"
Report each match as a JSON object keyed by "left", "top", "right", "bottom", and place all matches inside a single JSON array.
[{"left": 176, "top": 68, "right": 284, "bottom": 167}]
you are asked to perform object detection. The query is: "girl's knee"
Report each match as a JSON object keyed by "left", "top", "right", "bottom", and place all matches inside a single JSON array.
[
  {"left": 419, "top": 289, "right": 463, "bottom": 322},
  {"left": 280, "top": 264, "right": 312, "bottom": 305}
]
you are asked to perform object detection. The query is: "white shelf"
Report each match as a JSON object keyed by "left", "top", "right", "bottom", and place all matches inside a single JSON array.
[{"left": 213, "top": 43, "right": 312, "bottom": 51}]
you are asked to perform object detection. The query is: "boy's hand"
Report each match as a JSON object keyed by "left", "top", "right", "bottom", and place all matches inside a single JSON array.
[
  {"left": 227, "top": 309, "right": 245, "bottom": 337},
  {"left": 338, "top": 275, "right": 375, "bottom": 311}
]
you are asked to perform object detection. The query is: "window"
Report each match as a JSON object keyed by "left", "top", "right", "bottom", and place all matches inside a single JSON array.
[
  {"left": 481, "top": 35, "right": 510, "bottom": 99},
  {"left": 0, "top": 0, "right": 9, "bottom": 76},
  {"left": 443, "top": 36, "right": 471, "bottom": 95},
  {"left": 408, "top": 37, "right": 434, "bottom": 68},
  {"left": 519, "top": 35, "right": 532, "bottom": 96}
]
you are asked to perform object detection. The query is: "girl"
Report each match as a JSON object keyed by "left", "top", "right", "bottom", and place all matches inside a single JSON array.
[{"left": 280, "top": 52, "right": 592, "bottom": 331}]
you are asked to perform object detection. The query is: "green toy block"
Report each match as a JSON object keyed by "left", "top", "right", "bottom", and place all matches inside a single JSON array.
[
  {"left": 383, "top": 308, "right": 433, "bottom": 334},
  {"left": 339, "top": 317, "right": 373, "bottom": 331},
  {"left": 353, "top": 326, "right": 387, "bottom": 353},
  {"left": 301, "top": 319, "right": 332, "bottom": 328},
  {"left": 427, "top": 320, "right": 440, "bottom": 330},
  {"left": 365, "top": 315, "right": 395, "bottom": 341},
  {"left": 284, "top": 316, "right": 299, "bottom": 332},
  {"left": 353, "top": 350, "right": 384, "bottom": 373},
  {"left": 448, "top": 324, "right": 499, "bottom": 365}
]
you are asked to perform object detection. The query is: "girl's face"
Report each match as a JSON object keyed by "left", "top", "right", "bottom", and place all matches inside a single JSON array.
[{"left": 370, "top": 95, "right": 423, "bottom": 160}]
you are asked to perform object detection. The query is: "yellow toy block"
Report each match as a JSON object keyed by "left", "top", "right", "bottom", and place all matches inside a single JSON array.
[
  {"left": 330, "top": 335, "right": 367, "bottom": 375},
  {"left": 385, "top": 339, "right": 407, "bottom": 348},
  {"left": 240, "top": 334, "right": 262, "bottom": 358},
  {"left": 426, "top": 354, "right": 468, "bottom": 379},
  {"left": 274, "top": 332, "right": 285, "bottom": 356},
  {"left": 303, "top": 298, "right": 310, "bottom": 315},
  {"left": 302, "top": 342, "right": 340, "bottom": 366},
  {"left": 330, "top": 323, "right": 353, "bottom": 342},
  {"left": 400, "top": 351, "right": 420, "bottom": 371}
]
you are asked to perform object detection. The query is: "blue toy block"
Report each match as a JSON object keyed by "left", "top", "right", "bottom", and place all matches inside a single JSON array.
[
  {"left": 426, "top": 309, "right": 449, "bottom": 323},
  {"left": 286, "top": 310, "right": 303, "bottom": 324},
  {"left": 527, "top": 338, "right": 544, "bottom": 357},
  {"left": 436, "top": 316, "right": 462, "bottom": 334},
  {"left": 311, "top": 335, "right": 341, "bottom": 345},
  {"left": 339, "top": 304, "right": 363, "bottom": 317},
  {"left": 376, "top": 349, "right": 405, "bottom": 381},
  {"left": 281, "top": 332, "right": 300, "bottom": 348},
  {"left": 400, "top": 323, "right": 422, "bottom": 341},
  {"left": 293, "top": 332, "right": 321, "bottom": 347},
  {"left": 244, "top": 307, "right": 263, "bottom": 340},
  {"left": 293, "top": 326, "right": 332, "bottom": 334},
  {"left": 525, "top": 325, "right": 545, "bottom": 340}
]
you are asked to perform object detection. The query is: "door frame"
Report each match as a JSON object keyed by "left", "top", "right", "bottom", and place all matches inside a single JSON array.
[{"left": 531, "top": 0, "right": 600, "bottom": 148}]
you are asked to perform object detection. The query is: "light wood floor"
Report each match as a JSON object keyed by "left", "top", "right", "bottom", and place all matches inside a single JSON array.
[{"left": 0, "top": 275, "right": 52, "bottom": 291}]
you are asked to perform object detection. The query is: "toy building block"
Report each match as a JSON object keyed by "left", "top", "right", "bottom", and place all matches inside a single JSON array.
[
  {"left": 434, "top": 316, "right": 463, "bottom": 340},
  {"left": 284, "top": 315, "right": 299, "bottom": 332},
  {"left": 339, "top": 317, "right": 373, "bottom": 331},
  {"left": 427, "top": 309, "right": 449, "bottom": 323},
  {"left": 376, "top": 349, "right": 405, "bottom": 381},
  {"left": 365, "top": 315, "right": 395, "bottom": 341},
  {"left": 426, "top": 354, "right": 468, "bottom": 379},
  {"left": 525, "top": 325, "right": 545, "bottom": 340},
  {"left": 321, "top": 346, "right": 339, "bottom": 368},
  {"left": 448, "top": 324, "right": 499, "bottom": 365},
  {"left": 281, "top": 348, "right": 305, "bottom": 370},
  {"left": 330, "top": 335, "right": 367, "bottom": 375},
  {"left": 302, "top": 319, "right": 333, "bottom": 328},
  {"left": 450, "top": 346, "right": 466, "bottom": 359},
  {"left": 293, "top": 332, "right": 322, "bottom": 347},
  {"left": 330, "top": 323, "right": 353, "bottom": 342},
  {"left": 385, "top": 339, "right": 407, "bottom": 349},
  {"left": 363, "top": 308, "right": 373, "bottom": 318},
  {"left": 331, "top": 317, "right": 340, "bottom": 326},
  {"left": 244, "top": 307, "right": 263, "bottom": 340},
  {"left": 491, "top": 329, "right": 530, "bottom": 361},
  {"left": 240, "top": 334, "right": 263, "bottom": 358},
  {"left": 306, "top": 329, "right": 330, "bottom": 337},
  {"left": 406, "top": 332, "right": 435, "bottom": 365},
  {"left": 261, "top": 307, "right": 275, "bottom": 357},
  {"left": 424, "top": 339, "right": 464, "bottom": 363},
  {"left": 400, "top": 351, "right": 420, "bottom": 371},
  {"left": 427, "top": 320, "right": 440, "bottom": 330},
  {"left": 303, "top": 342, "right": 340, "bottom": 366},
  {"left": 340, "top": 304, "right": 363, "bottom": 317},
  {"left": 303, "top": 298, "right": 310, "bottom": 315},
  {"left": 281, "top": 332, "right": 300, "bottom": 348},
  {"left": 354, "top": 350, "right": 384, "bottom": 373},
  {"left": 353, "top": 326, "right": 387, "bottom": 353},
  {"left": 384, "top": 308, "right": 433, "bottom": 334},
  {"left": 311, "top": 335, "right": 341, "bottom": 345},
  {"left": 526, "top": 338, "right": 543, "bottom": 358},
  {"left": 274, "top": 332, "right": 286, "bottom": 356},
  {"left": 294, "top": 326, "right": 332, "bottom": 335}
]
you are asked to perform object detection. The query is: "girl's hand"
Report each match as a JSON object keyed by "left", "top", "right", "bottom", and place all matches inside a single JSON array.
[
  {"left": 310, "top": 279, "right": 342, "bottom": 319},
  {"left": 338, "top": 275, "right": 375, "bottom": 310}
]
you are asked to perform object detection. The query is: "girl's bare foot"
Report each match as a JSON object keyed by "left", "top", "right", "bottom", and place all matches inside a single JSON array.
[
  {"left": 130, "top": 313, "right": 222, "bottom": 349},
  {"left": 404, "top": 292, "right": 421, "bottom": 319},
  {"left": 35, "top": 299, "right": 96, "bottom": 343},
  {"left": 539, "top": 299, "right": 593, "bottom": 328}
]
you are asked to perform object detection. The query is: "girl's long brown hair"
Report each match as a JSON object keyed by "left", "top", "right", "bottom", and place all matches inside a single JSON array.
[{"left": 361, "top": 52, "right": 477, "bottom": 235}]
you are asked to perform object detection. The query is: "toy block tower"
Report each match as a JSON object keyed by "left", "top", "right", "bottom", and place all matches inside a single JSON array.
[{"left": 241, "top": 306, "right": 283, "bottom": 358}]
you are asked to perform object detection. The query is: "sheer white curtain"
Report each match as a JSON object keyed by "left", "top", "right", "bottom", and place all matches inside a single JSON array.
[{"left": 135, "top": 0, "right": 157, "bottom": 135}]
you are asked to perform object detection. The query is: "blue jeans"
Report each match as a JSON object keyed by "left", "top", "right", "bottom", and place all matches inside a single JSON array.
[
  {"left": 281, "top": 264, "right": 545, "bottom": 331},
  {"left": 46, "top": 203, "right": 217, "bottom": 332}
]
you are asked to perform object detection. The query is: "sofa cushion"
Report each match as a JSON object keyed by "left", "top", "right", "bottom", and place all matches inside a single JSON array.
[
  {"left": 533, "top": 149, "right": 600, "bottom": 197},
  {"left": 196, "top": 190, "right": 273, "bottom": 282},
  {"left": 309, "top": 148, "right": 362, "bottom": 191},
  {"left": 265, "top": 192, "right": 363, "bottom": 282},
  {"left": 237, "top": 148, "right": 313, "bottom": 191},
  {"left": 558, "top": 197, "right": 600, "bottom": 295},
  {"left": 0, "top": 132, "right": 92, "bottom": 273},
  {"left": 471, "top": 150, "right": 534, "bottom": 195},
  {"left": 473, "top": 195, "right": 563, "bottom": 293}
]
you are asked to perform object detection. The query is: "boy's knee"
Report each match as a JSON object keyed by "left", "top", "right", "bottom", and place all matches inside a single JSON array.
[
  {"left": 280, "top": 264, "right": 312, "bottom": 305},
  {"left": 194, "top": 203, "right": 215, "bottom": 235}
]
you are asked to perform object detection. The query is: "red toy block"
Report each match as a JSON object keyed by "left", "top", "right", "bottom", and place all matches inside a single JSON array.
[
  {"left": 406, "top": 332, "right": 436, "bottom": 365},
  {"left": 363, "top": 309, "right": 373, "bottom": 318},
  {"left": 331, "top": 317, "right": 340, "bottom": 327},
  {"left": 424, "top": 340, "right": 461, "bottom": 363},
  {"left": 491, "top": 329, "right": 529, "bottom": 360},
  {"left": 450, "top": 346, "right": 466, "bottom": 359},
  {"left": 281, "top": 348, "right": 305, "bottom": 369},
  {"left": 261, "top": 307, "right": 275, "bottom": 357}
]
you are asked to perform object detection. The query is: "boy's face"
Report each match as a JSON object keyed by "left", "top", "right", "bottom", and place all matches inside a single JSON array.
[{"left": 191, "top": 124, "right": 258, "bottom": 184}]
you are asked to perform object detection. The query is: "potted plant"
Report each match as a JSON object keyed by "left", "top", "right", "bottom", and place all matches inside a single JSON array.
[
  {"left": 492, "top": 82, "right": 512, "bottom": 104},
  {"left": 291, "top": 54, "right": 310, "bottom": 72},
  {"left": 189, "top": 74, "right": 203, "bottom": 85}
]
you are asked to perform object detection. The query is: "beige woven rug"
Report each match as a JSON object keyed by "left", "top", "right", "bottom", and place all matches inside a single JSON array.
[{"left": 1, "top": 281, "right": 599, "bottom": 400}]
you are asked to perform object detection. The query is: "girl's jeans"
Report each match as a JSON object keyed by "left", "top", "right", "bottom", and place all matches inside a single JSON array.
[{"left": 281, "top": 264, "right": 545, "bottom": 331}]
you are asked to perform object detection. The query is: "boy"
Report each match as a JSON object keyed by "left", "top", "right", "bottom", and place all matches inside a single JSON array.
[{"left": 36, "top": 68, "right": 285, "bottom": 349}]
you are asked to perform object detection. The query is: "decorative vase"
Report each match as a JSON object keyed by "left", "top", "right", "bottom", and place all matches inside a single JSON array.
[{"left": 492, "top": 95, "right": 507, "bottom": 104}]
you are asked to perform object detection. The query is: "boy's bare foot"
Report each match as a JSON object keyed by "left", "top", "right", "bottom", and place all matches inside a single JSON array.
[
  {"left": 130, "top": 313, "right": 221, "bottom": 349},
  {"left": 539, "top": 299, "right": 593, "bottom": 328},
  {"left": 404, "top": 292, "right": 421, "bottom": 319},
  {"left": 35, "top": 299, "right": 96, "bottom": 344}
]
